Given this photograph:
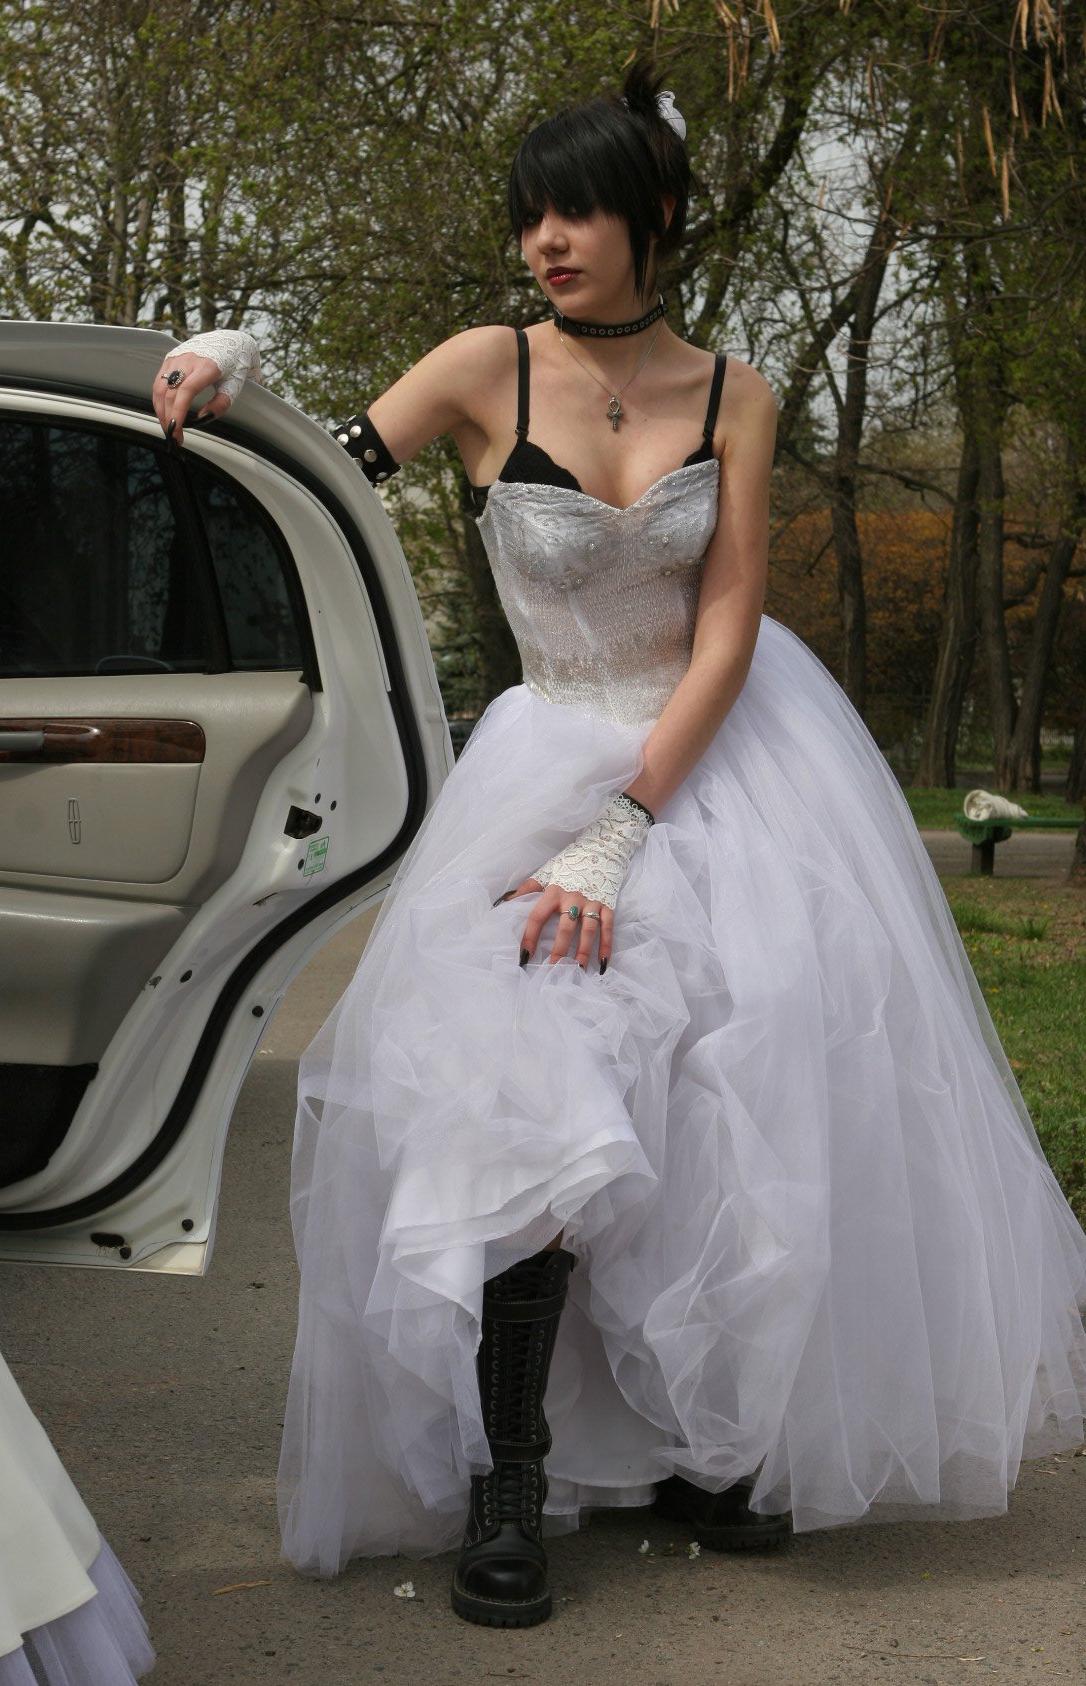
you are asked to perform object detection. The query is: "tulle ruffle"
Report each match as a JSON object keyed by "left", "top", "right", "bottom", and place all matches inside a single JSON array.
[
  {"left": 0, "top": 1535, "right": 154, "bottom": 1686},
  {"left": 277, "top": 612, "right": 1086, "bottom": 1575}
]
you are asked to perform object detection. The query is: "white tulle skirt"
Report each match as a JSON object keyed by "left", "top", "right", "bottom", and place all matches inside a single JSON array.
[
  {"left": 276, "top": 612, "right": 1086, "bottom": 1576},
  {"left": 0, "top": 1539, "right": 154, "bottom": 1686},
  {"left": 0, "top": 1349, "right": 154, "bottom": 1685}
]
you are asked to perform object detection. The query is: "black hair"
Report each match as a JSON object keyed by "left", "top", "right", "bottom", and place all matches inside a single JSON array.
[{"left": 507, "top": 52, "right": 691, "bottom": 304}]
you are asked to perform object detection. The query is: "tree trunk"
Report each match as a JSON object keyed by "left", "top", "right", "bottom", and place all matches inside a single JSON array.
[
  {"left": 1005, "top": 531, "right": 1081, "bottom": 791},
  {"left": 1007, "top": 443, "right": 1086, "bottom": 791},
  {"left": 1060, "top": 562, "right": 1085, "bottom": 879},
  {"left": 973, "top": 355, "right": 1016, "bottom": 787},
  {"left": 914, "top": 426, "right": 980, "bottom": 786},
  {"left": 828, "top": 209, "right": 894, "bottom": 714},
  {"left": 1066, "top": 700, "right": 1086, "bottom": 804},
  {"left": 1070, "top": 809, "right": 1086, "bottom": 884}
]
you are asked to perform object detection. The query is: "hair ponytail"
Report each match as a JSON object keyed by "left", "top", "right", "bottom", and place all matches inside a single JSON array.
[
  {"left": 620, "top": 51, "right": 668, "bottom": 129},
  {"left": 616, "top": 52, "right": 690, "bottom": 291}
]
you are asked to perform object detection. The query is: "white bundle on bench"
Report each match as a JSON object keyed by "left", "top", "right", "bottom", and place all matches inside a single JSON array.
[{"left": 963, "top": 789, "right": 1030, "bottom": 820}]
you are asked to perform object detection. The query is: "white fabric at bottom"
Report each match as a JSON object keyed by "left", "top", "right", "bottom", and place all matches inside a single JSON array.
[
  {"left": 0, "top": 1537, "right": 154, "bottom": 1686},
  {"left": 0, "top": 1346, "right": 153, "bottom": 1682},
  {"left": 277, "top": 612, "right": 1086, "bottom": 1576}
]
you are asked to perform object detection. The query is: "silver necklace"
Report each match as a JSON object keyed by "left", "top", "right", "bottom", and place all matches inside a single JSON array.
[{"left": 556, "top": 318, "right": 665, "bottom": 431}]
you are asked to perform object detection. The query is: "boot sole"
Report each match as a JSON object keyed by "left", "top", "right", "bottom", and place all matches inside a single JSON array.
[
  {"left": 450, "top": 1578, "right": 552, "bottom": 1627},
  {"left": 652, "top": 1489, "right": 793, "bottom": 1553}
]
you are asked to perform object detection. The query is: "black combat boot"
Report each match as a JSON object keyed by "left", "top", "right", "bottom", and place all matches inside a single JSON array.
[
  {"left": 451, "top": 1245, "right": 576, "bottom": 1627},
  {"left": 653, "top": 1470, "right": 793, "bottom": 1551}
]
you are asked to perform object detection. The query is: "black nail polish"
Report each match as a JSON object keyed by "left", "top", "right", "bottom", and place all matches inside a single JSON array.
[
  {"left": 520, "top": 947, "right": 530, "bottom": 967},
  {"left": 599, "top": 957, "right": 608, "bottom": 975},
  {"left": 579, "top": 961, "right": 586, "bottom": 970}
]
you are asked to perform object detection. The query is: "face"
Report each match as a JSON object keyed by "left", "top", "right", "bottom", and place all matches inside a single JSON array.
[{"left": 520, "top": 201, "right": 671, "bottom": 317}]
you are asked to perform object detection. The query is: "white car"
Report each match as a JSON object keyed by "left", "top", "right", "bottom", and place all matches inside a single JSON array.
[{"left": 0, "top": 321, "right": 453, "bottom": 1276}]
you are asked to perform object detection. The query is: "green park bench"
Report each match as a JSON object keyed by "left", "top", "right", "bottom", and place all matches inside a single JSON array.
[{"left": 953, "top": 812, "right": 1082, "bottom": 876}]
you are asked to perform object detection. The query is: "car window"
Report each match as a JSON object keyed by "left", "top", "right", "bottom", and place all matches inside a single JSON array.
[
  {"left": 0, "top": 417, "right": 208, "bottom": 678},
  {"left": 184, "top": 459, "right": 304, "bottom": 671},
  {"left": 0, "top": 416, "right": 305, "bottom": 678}
]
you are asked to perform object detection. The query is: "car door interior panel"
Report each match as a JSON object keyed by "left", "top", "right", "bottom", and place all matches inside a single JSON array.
[{"left": 0, "top": 324, "right": 452, "bottom": 1265}]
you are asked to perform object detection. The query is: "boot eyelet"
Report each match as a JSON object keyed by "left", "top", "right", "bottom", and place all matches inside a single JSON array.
[{"left": 458, "top": 1248, "right": 574, "bottom": 1623}]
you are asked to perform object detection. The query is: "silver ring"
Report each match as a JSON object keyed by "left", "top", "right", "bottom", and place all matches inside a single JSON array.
[
  {"left": 582, "top": 910, "right": 600, "bottom": 920},
  {"left": 566, "top": 904, "right": 581, "bottom": 920},
  {"left": 164, "top": 368, "right": 183, "bottom": 388}
]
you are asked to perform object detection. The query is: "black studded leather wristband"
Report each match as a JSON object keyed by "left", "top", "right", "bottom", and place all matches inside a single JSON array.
[{"left": 332, "top": 411, "right": 402, "bottom": 486}]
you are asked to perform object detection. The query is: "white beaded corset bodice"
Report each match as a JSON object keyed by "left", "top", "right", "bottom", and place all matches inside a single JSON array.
[{"left": 475, "top": 457, "right": 719, "bottom": 727}]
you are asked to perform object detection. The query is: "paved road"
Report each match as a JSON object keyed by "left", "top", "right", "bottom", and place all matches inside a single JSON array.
[
  {"left": 918, "top": 827, "right": 1078, "bottom": 881},
  {"left": 4, "top": 833, "right": 1084, "bottom": 1685}
]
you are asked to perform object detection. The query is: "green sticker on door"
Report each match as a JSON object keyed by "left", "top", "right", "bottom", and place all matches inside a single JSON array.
[{"left": 303, "top": 836, "right": 329, "bottom": 877}]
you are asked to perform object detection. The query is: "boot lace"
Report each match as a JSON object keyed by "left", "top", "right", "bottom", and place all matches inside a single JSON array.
[{"left": 476, "top": 1249, "right": 572, "bottom": 1530}]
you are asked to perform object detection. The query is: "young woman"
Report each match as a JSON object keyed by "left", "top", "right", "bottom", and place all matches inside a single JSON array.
[{"left": 153, "top": 59, "right": 1086, "bottom": 1630}]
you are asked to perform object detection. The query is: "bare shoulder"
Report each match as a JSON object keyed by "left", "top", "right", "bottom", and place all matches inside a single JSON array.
[
  {"left": 419, "top": 325, "right": 521, "bottom": 454},
  {"left": 716, "top": 354, "right": 778, "bottom": 465},
  {"left": 423, "top": 323, "right": 516, "bottom": 384},
  {"left": 722, "top": 353, "right": 778, "bottom": 412}
]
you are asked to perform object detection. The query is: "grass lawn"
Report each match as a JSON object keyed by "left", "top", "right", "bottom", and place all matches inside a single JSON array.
[
  {"left": 937, "top": 872, "right": 1086, "bottom": 1224},
  {"left": 906, "top": 787, "right": 1083, "bottom": 830}
]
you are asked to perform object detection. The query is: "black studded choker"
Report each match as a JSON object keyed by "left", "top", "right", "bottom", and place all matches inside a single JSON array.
[{"left": 551, "top": 293, "right": 667, "bottom": 338}]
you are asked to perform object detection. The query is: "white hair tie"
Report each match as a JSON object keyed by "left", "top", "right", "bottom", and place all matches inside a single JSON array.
[
  {"left": 655, "top": 89, "right": 686, "bottom": 140},
  {"left": 620, "top": 89, "right": 687, "bottom": 142}
]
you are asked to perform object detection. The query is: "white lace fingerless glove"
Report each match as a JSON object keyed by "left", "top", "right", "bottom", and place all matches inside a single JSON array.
[
  {"left": 163, "top": 329, "right": 263, "bottom": 405},
  {"left": 532, "top": 791, "right": 655, "bottom": 910}
]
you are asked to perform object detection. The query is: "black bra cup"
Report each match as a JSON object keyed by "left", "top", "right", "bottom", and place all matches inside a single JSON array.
[
  {"left": 469, "top": 435, "right": 714, "bottom": 517},
  {"left": 502, "top": 438, "right": 582, "bottom": 494}
]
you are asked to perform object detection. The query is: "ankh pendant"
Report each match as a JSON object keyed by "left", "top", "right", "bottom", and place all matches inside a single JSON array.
[{"left": 607, "top": 395, "right": 623, "bottom": 431}]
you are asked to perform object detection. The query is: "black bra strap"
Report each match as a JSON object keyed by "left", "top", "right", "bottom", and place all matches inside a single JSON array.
[
  {"left": 510, "top": 330, "right": 720, "bottom": 453},
  {"left": 514, "top": 326, "right": 530, "bottom": 440},
  {"left": 703, "top": 352, "right": 727, "bottom": 444}
]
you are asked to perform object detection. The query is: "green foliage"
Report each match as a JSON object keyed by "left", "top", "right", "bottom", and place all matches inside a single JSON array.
[
  {"left": 944, "top": 877, "right": 1086, "bottom": 1220},
  {"left": 2, "top": 0, "right": 1083, "bottom": 731}
]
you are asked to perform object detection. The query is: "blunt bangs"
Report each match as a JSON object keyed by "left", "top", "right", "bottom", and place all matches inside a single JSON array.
[{"left": 508, "top": 96, "right": 686, "bottom": 302}]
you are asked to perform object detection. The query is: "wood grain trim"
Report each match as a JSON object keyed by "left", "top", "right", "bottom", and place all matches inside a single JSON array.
[{"left": 0, "top": 718, "right": 206, "bottom": 764}]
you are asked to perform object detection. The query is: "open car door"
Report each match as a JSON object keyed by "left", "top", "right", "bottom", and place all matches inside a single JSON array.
[{"left": 0, "top": 322, "right": 452, "bottom": 1275}]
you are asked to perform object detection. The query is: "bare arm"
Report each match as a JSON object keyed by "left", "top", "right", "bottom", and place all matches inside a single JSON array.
[
  {"left": 150, "top": 324, "right": 510, "bottom": 455},
  {"left": 356, "top": 326, "right": 507, "bottom": 467},
  {"left": 512, "top": 359, "right": 777, "bottom": 976}
]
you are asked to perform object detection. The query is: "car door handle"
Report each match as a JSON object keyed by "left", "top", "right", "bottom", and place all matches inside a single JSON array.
[
  {"left": 0, "top": 729, "right": 47, "bottom": 751},
  {"left": 284, "top": 805, "right": 323, "bottom": 839},
  {"left": 0, "top": 726, "right": 102, "bottom": 757},
  {"left": 0, "top": 721, "right": 203, "bottom": 763}
]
